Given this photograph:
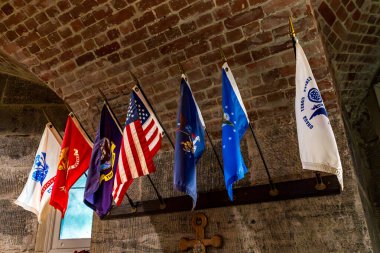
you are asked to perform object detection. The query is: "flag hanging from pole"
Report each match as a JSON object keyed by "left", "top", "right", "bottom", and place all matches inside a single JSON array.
[
  {"left": 84, "top": 104, "right": 122, "bottom": 218},
  {"left": 50, "top": 114, "right": 93, "bottom": 216},
  {"left": 113, "top": 85, "right": 163, "bottom": 206},
  {"left": 221, "top": 62, "right": 249, "bottom": 201},
  {"left": 295, "top": 41, "right": 343, "bottom": 189},
  {"left": 15, "top": 123, "right": 62, "bottom": 223},
  {"left": 174, "top": 75, "right": 205, "bottom": 208}
]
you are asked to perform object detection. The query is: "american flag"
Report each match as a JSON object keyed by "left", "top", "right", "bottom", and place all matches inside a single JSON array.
[{"left": 112, "top": 85, "right": 163, "bottom": 206}]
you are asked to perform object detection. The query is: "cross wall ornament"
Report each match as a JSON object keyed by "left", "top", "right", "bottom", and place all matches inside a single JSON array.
[{"left": 179, "top": 213, "right": 223, "bottom": 253}]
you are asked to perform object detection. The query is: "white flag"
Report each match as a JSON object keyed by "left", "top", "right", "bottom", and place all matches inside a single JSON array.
[
  {"left": 295, "top": 41, "right": 343, "bottom": 189},
  {"left": 15, "top": 123, "right": 62, "bottom": 223}
]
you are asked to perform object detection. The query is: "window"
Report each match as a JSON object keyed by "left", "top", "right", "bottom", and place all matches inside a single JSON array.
[{"left": 36, "top": 174, "right": 93, "bottom": 253}]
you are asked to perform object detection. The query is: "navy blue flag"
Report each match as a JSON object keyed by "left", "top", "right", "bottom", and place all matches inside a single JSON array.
[
  {"left": 221, "top": 62, "right": 249, "bottom": 201},
  {"left": 84, "top": 104, "right": 122, "bottom": 218},
  {"left": 174, "top": 75, "right": 205, "bottom": 208}
]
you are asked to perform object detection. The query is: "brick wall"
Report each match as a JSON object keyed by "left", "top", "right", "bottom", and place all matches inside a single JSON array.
[
  {"left": 0, "top": 0, "right": 378, "bottom": 252},
  {"left": 0, "top": 73, "right": 67, "bottom": 253}
]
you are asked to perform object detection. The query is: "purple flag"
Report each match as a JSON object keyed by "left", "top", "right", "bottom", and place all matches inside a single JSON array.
[{"left": 84, "top": 104, "right": 122, "bottom": 218}]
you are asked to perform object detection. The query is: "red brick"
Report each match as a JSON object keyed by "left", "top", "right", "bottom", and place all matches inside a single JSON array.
[
  {"left": 159, "top": 36, "right": 191, "bottom": 54},
  {"left": 82, "top": 20, "right": 107, "bottom": 39},
  {"left": 234, "top": 31, "right": 272, "bottom": 53},
  {"left": 179, "top": 1, "right": 214, "bottom": 20},
  {"left": 213, "top": 5, "right": 232, "bottom": 21},
  {"left": 189, "top": 22, "right": 224, "bottom": 43},
  {"left": 200, "top": 50, "right": 220, "bottom": 65},
  {"left": 107, "top": 6, "right": 135, "bottom": 25},
  {"left": 95, "top": 42, "right": 121, "bottom": 57},
  {"left": 133, "top": 11, "right": 155, "bottom": 29},
  {"left": 155, "top": 4, "right": 170, "bottom": 18},
  {"left": 352, "top": 9, "right": 361, "bottom": 21},
  {"left": 28, "top": 43, "right": 40, "bottom": 54},
  {"left": 107, "top": 29, "right": 120, "bottom": 40},
  {"left": 269, "top": 40, "right": 292, "bottom": 54},
  {"left": 62, "top": 35, "right": 82, "bottom": 49},
  {"left": 35, "top": 12, "right": 49, "bottom": 24},
  {"left": 210, "top": 34, "right": 226, "bottom": 48},
  {"left": 58, "top": 27, "right": 72, "bottom": 39},
  {"left": 76, "top": 52, "right": 95, "bottom": 66},
  {"left": 46, "top": 6, "right": 60, "bottom": 17},
  {"left": 131, "top": 42, "right": 147, "bottom": 54},
  {"left": 226, "top": 29, "right": 243, "bottom": 43},
  {"left": 48, "top": 32, "right": 62, "bottom": 44},
  {"left": 231, "top": 0, "right": 249, "bottom": 13},
  {"left": 37, "top": 21, "right": 57, "bottom": 36},
  {"left": 58, "top": 13, "right": 72, "bottom": 25},
  {"left": 58, "top": 60, "right": 76, "bottom": 73},
  {"left": 169, "top": 0, "right": 187, "bottom": 11},
  {"left": 148, "top": 15, "right": 180, "bottom": 35},
  {"left": 119, "top": 21, "right": 134, "bottom": 34},
  {"left": 112, "top": 0, "right": 127, "bottom": 10},
  {"left": 24, "top": 18, "right": 38, "bottom": 30},
  {"left": 121, "top": 28, "right": 149, "bottom": 46},
  {"left": 165, "top": 27, "right": 181, "bottom": 40},
  {"left": 94, "top": 34, "right": 108, "bottom": 46},
  {"left": 248, "top": 0, "right": 268, "bottom": 6},
  {"left": 197, "top": 14, "right": 213, "bottom": 28},
  {"left": 137, "top": 0, "right": 162, "bottom": 11},
  {"left": 6, "top": 30, "right": 18, "bottom": 41},
  {"left": 92, "top": 5, "right": 113, "bottom": 20},
  {"left": 224, "top": 7, "right": 264, "bottom": 29},
  {"left": 107, "top": 53, "right": 121, "bottom": 63},
  {"left": 60, "top": 50, "right": 74, "bottom": 62},
  {"left": 185, "top": 41, "right": 209, "bottom": 58},
  {"left": 181, "top": 21, "right": 196, "bottom": 34},
  {"left": 1, "top": 3, "right": 14, "bottom": 15},
  {"left": 35, "top": 37, "right": 50, "bottom": 50},
  {"left": 120, "top": 48, "right": 133, "bottom": 59},
  {"left": 131, "top": 49, "right": 160, "bottom": 66},
  {"left": 82, "top": 0, "right": 97, "bottom": 10},
  {"left": 336, "top": 6, "right": 348, "bottom": 21},
  {"left": 145, "top": 33, "right": 167, "bottom": 49},
  {"left": 4, "top": 12, "right": 26, "bottom": 27},
  {"left": 38, "top": 47, "right": 61, "bottom": 61},
  {"left": 57, "top": 1, "right": 71, "bottom": 11},
  {"left": 15, "top": 24, "right": 27, "bottom": 36},
  {"left": 318, "top": 2, "right": 336, "bottom": 26},
  {"left": 262, "top": 0, "right": 295, "bottom": 15}
]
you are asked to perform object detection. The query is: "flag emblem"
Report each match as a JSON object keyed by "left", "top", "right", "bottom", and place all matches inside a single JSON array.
[
  {"left": 32, "top": 152, "right": 49, "bottom": 185},
  {"left": 113, "top": 86, "right": 163, "bottom": 206}
]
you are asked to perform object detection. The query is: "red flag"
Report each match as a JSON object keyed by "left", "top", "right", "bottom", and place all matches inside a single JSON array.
[
  {"left": 112, "top": 86, "right": 163, "bottom": 206},
  {"left": 50, "top": 114, "right": 93, "bottom": 216}
]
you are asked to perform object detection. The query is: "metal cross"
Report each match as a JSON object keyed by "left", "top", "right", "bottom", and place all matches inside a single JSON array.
[{"left": 179, "top": 213, "right": 223, "bottom": 253}]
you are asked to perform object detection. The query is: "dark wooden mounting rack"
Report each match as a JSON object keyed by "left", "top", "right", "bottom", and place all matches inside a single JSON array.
[{"left": 103, "top": 175, "right": 340, "bottom": 220}]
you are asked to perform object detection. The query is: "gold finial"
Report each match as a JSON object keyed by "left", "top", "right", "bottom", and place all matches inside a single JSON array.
[
  {"left": 129, "top": 71, "right": 139, "bottom": 84},
  {"left": 219, "top": 48, "right": 227, "bottom": 62},
  {"left": 289, "top": 17, "right": 296, "bottom": 39}
]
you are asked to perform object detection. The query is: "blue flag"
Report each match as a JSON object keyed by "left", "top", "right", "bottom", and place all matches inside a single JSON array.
[
  {"left": 174, "top": 75, "right": 205, "bottom": 208},
  {"left": 84, "top": 104, "right": 122, "bottom": 218},
  {"left": 222, "top": 62, "right": 249, "bottom": 201}
]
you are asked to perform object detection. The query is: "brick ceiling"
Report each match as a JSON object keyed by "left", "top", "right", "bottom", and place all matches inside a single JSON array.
[{"left": 0, "top": 0, "right": 378, "bottom": 139}]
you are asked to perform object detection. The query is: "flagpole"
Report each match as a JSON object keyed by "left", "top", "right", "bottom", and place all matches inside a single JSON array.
[
  {"left": 178, "top": 63, "right": 225, "bottom": 176},
  {"left": 129, "top": 71, "right": 175, "bottom": 150},
  {"left": 219, "top": 48, "right": 278, "bottom": 196},
  {"left": 98, "top": 88, "right": 165, "bottom": 209},
  {"left": 289, "top": 17, "right": 326, "bottom": 191}
]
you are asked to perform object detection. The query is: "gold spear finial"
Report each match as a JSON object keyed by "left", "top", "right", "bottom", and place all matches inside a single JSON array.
[
  {"left": 219, "top": 48, "right": 227, "bottom": 62},
  {"left": 289, "top": 17, "right": 296, "bottom": 39},
  {"left": 178, "top": 62, "right": 185, "bottom": 74}
]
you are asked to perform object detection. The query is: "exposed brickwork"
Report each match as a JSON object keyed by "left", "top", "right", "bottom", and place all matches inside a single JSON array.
[{"left": 0, "top": 0, "right": 377, "bottom": 252}]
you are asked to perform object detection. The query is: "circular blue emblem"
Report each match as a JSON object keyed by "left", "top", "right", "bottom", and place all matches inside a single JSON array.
[{"left": 308, "top": 88, "right": 322, "bottom": 103}]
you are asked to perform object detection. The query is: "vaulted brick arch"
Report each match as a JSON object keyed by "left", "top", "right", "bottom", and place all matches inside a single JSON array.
[{"left": 0, "top": 0, "right": 380, "bottom": 252}]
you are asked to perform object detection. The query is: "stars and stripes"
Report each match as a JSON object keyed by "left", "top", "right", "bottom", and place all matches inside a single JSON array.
[{"left": 113, "top": 86, "right": 163, "bottom": 206}]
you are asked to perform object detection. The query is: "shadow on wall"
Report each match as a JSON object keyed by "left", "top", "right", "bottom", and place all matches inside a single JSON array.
[{"left": 0, "top": 73, "right": 68, "bottom": 253}]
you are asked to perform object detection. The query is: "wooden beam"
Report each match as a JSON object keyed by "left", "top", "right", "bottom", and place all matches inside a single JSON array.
[{"left": 103, "top": 175, "right": 340, "bottom": 220}]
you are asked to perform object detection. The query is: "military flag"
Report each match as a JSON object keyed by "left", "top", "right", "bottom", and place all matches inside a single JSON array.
[
  {"left": 295, "top": 41, "right": 343, "bottom": 189},
  {"left": 84, "top": 104, "right": 122, "bottom": 218},
  {"left": 15, "top": 123, "right": 62, "bottom": 223},
  {"left": 50, "top": 114, "right": 93, "bottom": 216},
  {"left": 113, "top": 86, "right": 163, "bottom": 206},
  {"left": 221, "top": 62, "right": 249, "bottom": 201},
  {"left": 174, "top": 75, "right": 205, "bottom": 208}
]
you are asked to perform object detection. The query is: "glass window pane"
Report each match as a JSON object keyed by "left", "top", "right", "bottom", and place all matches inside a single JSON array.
[{"left": 59, "top": 174, "right": 93, "bottom": 239}]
